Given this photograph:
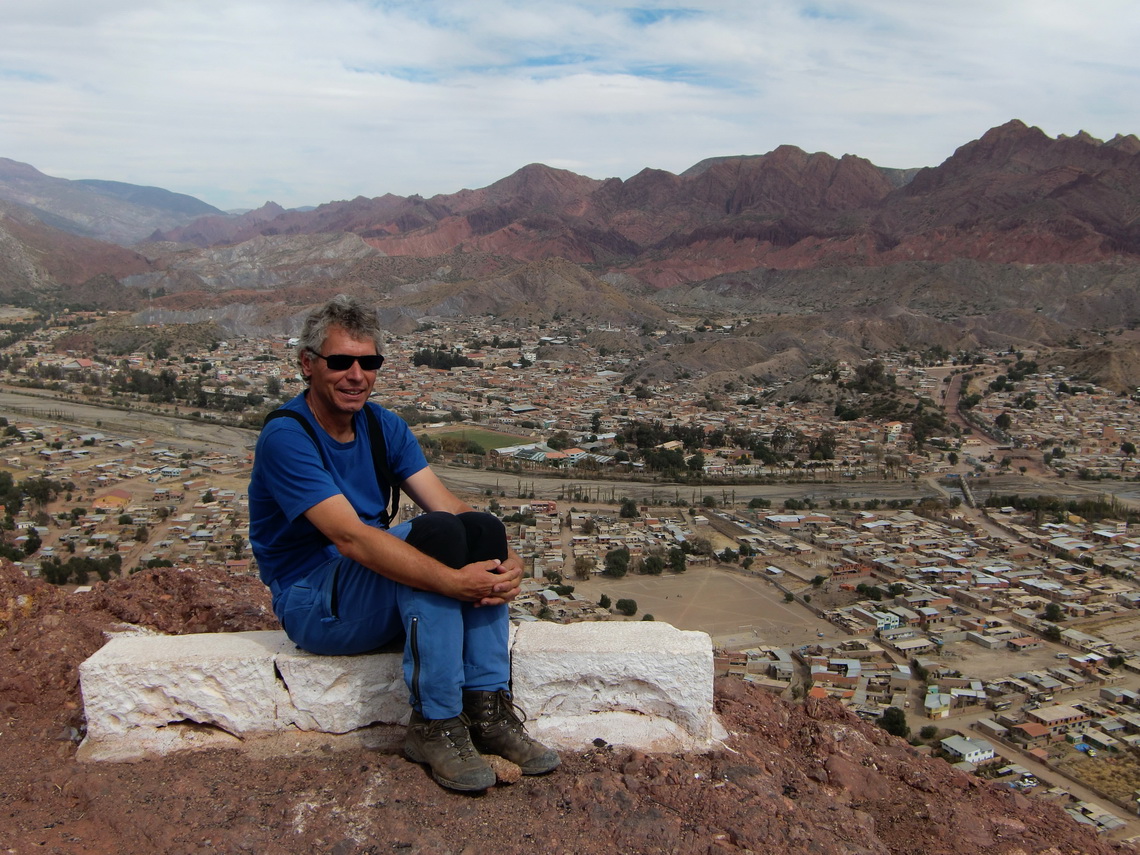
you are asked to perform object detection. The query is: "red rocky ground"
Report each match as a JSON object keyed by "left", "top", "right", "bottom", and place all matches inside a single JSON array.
[{"left": 1, "top": 562, "right": 1134, "bottom": 855}]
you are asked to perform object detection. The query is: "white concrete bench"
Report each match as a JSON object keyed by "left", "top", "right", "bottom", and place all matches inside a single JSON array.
[{"left": 78, "top": 621, "right": 725, "bottom": 762}]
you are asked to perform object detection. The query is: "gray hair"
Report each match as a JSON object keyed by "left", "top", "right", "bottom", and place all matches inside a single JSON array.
[{"left": 296, "top": 295, "right": 384, "bottom": 375}]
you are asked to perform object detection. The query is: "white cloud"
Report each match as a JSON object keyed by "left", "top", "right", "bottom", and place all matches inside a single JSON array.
[{"left": 1, "top": 0, "right": 1137, "bottom": 210}]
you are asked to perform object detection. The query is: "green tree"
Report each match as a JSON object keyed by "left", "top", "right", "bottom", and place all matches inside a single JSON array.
[
  {"left": 668, "top": 547, "right": 686, "bottom": 574},
  {"left": 20, "top": 476, "right": 63, "bottom": 509},
  {"left": 686, "top": 536, "right": 712, "bottom": 556},
  {"left": 598, "top": 593, "right": 611, "bottom": 609},
  {"left": 573, "top": 555, "right": 596, "bottom": 580},
  {"left": 603, "top": 547, "right": 630, "bottom": 578},
  {"left": 615, "top": 598, "right": 638, "bottom": 616},
  {"left": 547, "top": 431, "right": 572, "bottom": 451},
  {"left": 22, "top": 526, "right": 41, "bottom": 556},
  {"left": 877, "top": 706, "right": 910, "bottom": 739},
  {"left": 1043, "top": 602, "right": 1064, "bottom": 622},
  {"left": 619, "top": 497, "right": 639, "bottom": 519}
]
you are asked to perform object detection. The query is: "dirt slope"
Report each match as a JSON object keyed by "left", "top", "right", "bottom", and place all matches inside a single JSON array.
[{"left": 0, "top": 562, "right": 1132, "bottom": 855}]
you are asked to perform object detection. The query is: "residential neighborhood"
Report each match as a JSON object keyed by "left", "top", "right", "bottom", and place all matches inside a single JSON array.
[{"left": 7, "top": 312, "right": 1140, "bottom": 840}]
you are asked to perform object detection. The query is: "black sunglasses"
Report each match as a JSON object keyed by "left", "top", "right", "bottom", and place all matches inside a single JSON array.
[{"left": 306, "top": 348, "right": 385, "bottom": 371}]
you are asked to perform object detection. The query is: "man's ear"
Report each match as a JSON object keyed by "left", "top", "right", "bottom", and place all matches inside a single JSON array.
[{"left": 299, "top": 348, "right": 313, "bottom": 380}]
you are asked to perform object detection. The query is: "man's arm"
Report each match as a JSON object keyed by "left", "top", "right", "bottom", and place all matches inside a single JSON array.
[{"left": 303, "top": 494, "right": 513, "bottom": 603}]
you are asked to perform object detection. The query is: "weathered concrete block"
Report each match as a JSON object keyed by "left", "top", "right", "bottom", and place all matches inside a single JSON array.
[
  {"left": 80, "top": 631, "right": 292, "bottom": 740},
  {"left": 79, "top": 621, "right": 724, "bottom": 762},
  {"left": 275, "top": 646, "right": 406, "bottom": 733},
  {"left": 510, "top": 621, "right": 722, "bottom": 752}
]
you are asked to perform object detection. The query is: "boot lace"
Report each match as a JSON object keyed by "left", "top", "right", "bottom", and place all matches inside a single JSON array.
[
  {"left": 425, "top": 713, "right": 480, "bottom": 759},
  {"left": 482, "top": 691, "right": 532, "bottom": 736}
]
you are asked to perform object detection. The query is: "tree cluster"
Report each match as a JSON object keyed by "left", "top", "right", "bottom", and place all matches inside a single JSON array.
[{"left": 412, "top": 347, "right": 476, "bottom": 370}]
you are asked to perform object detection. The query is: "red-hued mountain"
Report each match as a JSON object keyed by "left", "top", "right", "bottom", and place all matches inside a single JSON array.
[
  {"left": 6, "top": 122, "right": 1140, "bottom": 389},
  {"left": 869, "top": 121, "right": 1140, "bottom": 262},
  {"left": 6, "top": 121, "right": 1139, "bottom": 291},
  {"left": 141, "top": 121, "right": 1140, "bottom": 289},
  {"left": 0, "top": 200, "right": 152, "bottom": 294}
]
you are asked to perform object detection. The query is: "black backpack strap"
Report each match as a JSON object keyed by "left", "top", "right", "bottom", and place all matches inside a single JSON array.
[
  {"left": 363, "top": 404, "right": 400, "bottom": 527},
  {"left": 263, "top": 409, "right": 319, "bottom": 444},
  {"left": 262, "top": 406, "right": 400, "bottom": 527}
]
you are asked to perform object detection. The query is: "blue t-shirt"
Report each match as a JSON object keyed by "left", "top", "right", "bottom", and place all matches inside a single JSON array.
[{"left": 249, "top": 394, "right": 428, "bottom": 591}]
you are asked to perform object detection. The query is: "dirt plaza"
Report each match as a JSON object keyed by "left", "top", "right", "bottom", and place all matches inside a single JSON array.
[{"left": 572, "top": 564, "right": 836, "bottom": 648}]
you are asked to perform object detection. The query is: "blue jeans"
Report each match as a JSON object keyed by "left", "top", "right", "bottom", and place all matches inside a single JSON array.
[{"left": 271, "top": 512, "right": 511, "bottom": 719}]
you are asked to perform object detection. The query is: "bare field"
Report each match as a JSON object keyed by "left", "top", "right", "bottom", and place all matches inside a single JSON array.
[
  {"left": 935, "top": 640, "right": 1069, "bottom": 679},
  {"left": 1073, "top": 613, "right": 1140, "bottom": 649},
  {"left": 572, "top": 564, "right": 835, "bottom": 648},
  {"left": 1053, "top": 743, "right": 1140, "bottom": 804}
]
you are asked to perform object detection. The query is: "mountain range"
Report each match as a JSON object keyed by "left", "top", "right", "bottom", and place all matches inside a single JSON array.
[{"left": 2, "top": 119, "right": 1140, "bottom": 388}]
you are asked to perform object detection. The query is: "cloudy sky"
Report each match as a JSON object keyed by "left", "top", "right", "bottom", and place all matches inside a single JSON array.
[{"left": 3, "top": 0, "right": 1138, "bottom": 211}]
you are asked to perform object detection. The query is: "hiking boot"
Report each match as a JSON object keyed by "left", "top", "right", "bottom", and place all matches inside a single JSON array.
[
  {"left": 463, "top": 690, "right": 561, "bottom": 775},
  {"left": 404, "top": 712, "right": 496, "bottom": 792}
]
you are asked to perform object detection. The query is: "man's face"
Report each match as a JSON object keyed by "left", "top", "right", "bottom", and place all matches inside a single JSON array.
[{"left": 301, "top": 325, "right": 381, "bottom": 418}]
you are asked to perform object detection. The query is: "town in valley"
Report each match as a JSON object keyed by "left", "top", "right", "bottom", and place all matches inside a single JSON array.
[{"left": 7, "top": 306, "right": 1140, "bottom": 838}]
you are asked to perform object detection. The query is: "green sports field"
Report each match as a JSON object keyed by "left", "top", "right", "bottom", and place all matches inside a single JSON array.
[{"left": 425, "top": 428, "right": 532, "bottom": 450}]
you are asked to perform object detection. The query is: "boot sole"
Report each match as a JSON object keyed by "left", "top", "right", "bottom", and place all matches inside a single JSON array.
[{"left": 518, "top": 752, "right": 561, "bottom": 775}]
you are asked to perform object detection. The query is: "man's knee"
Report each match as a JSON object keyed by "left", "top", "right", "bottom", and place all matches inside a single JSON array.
[
  {"left": 406, "top": 512, "right": 468, "bottom": 567},
  {"left": 459, "top": 510, "right": 506, "bottom": 539},
  {"left": 457, "top": 512, "right": 508, "bottom": 561}
]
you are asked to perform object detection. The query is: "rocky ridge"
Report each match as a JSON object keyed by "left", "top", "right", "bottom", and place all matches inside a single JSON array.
[{"left": 0, "top": 158, "right": 222, "bottom": 246}]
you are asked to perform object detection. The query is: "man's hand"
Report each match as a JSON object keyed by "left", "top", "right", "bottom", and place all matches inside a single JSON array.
[
  {"left": 448, "top": 548, "right": 524, "bottom": 607},
  {"left": 453, "top": 551, "right": 523, "bottom": 608},
  {"left": 479, "top": 549, "right": 523, "bottom": 606},
  {"left": 436, "top": 555, "right": 522, "bottom": 607}
]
